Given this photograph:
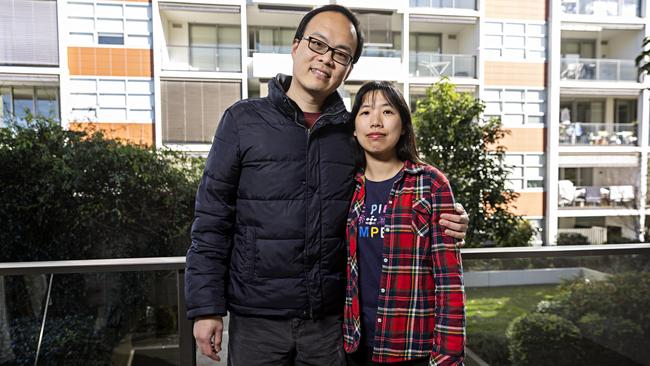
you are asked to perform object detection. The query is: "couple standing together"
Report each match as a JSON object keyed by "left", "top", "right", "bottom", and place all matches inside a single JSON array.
[{"left": 186, "top": 5, "right": 469, "bottom": 366}]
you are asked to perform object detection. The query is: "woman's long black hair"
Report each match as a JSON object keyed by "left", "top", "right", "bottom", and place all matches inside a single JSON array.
[{"left": 349, "top": 81, "right": 421, "bottom": 169}]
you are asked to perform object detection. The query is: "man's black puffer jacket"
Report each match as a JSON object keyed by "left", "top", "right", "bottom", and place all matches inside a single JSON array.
[{"left": 185, "top": 74, "right": 356, "bottom": 320}]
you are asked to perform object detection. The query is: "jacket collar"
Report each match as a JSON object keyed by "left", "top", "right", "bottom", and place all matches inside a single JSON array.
[
  {"left": 353, "top": 160, "right": 425, "bottom": 186},
  {"left": 267, "top": 74, "right": 349, "bottom": 126}
]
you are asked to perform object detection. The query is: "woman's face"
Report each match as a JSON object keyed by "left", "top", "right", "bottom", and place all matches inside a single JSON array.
[{"left": 354, "top": 91, "right": 403, "bottom": 160}]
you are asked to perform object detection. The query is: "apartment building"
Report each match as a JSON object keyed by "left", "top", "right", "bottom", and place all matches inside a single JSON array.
[{"left": 1, "top": 0, "right": 649, "bottom": 245}]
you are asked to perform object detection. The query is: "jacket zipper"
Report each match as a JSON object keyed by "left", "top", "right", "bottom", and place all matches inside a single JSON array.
[{"left": 295, "top": 106, "right": 346, "bottom": 319}]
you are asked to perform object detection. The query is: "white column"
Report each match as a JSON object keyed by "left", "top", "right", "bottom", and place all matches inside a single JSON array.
[
  {"left": 57, "top": 0, "right": 71, "bottom": 130},
  {"left": 638, "top": 89, "right": 649, "bottom": 241},
  {"left": 402, "top": 8, "right": 410, "bottom": 104},
  {"left": 240, "top": 0, "right": 248, "bottom": 100},
  {"left": 545, "top": 0, "right": 561, "bottom": 245},
  {"left": 476, "top": 0, "right": 485, "bottom": 97},
  {"left": 151, "top": 0, "right": 163, "bottom": 148}
]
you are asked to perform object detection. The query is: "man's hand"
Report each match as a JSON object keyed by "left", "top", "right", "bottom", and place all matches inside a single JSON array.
[
  {"left": 194, "top": 315, "right": 224, "bottom": 362},
  {"left": 440, "top": 203, "right": 469, "bottom": 247}
]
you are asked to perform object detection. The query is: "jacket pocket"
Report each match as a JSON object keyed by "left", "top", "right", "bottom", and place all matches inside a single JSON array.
[{"left": 412, "top": 197, "right": 432, "bottom": 237}]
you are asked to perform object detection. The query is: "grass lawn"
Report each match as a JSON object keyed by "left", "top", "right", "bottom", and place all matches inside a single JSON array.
[
  {"left": 466, "top": 284, "right": 560, "bottom": 334},
  {"left": 465, "top": 284, "right": 562, "bottom": 364}
]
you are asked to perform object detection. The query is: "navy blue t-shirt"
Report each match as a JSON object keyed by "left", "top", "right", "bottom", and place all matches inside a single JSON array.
[{"left": 357, "top": 173, "right": 399, "bottom": 347}]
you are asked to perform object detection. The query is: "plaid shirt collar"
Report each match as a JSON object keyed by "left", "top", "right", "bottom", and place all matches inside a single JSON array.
[{"left": 353, "top": 160, "right": 425, "bottom": 186}]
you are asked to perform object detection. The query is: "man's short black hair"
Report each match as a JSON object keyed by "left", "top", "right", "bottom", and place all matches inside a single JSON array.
[{"left": 294, "top": 4, "right": 364, "bottom": 65}]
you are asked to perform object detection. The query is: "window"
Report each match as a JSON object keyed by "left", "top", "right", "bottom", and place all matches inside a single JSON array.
[
  {"left": 189, "top": 24, "right": 241, "bottom": 71},
  {"left": 354, "top": 12, "right": 400, "bottom": 57},
  {"left": 67, "top": 1, "right": 151, "bottom": 47},
  {"left": 484, "top": 21, "right": 546, "bottom": 60},
  {"left": 615, "top": 99, "right": 637, "bottom": 124},
  {"left": 356, "top": 12, "right": 393, "bottom": 46},
  {"left": 0, "top": 86, "right": 60, "bottom": 126},
  {"left": 69, "top": 78, "right": 153, "bottom": 123},
  {"left": 484, "top": 88, "right": 546, "bottom": 125},
  {"left": 161, "top": 80, "right": 241, "bottom": 144},
  {"left": 98, "top": 33, "right": 124, "bottom": 45},
  {"left": 0, "top": 0, "right": 58, "bottom": 66},
  {"left": 560, "top": 100, "right": 605, "bottom": 123},
  {"left": 560, "top": 167, "right": 593, "bottom": 186},
  {"left": 505, "top": 153, "right": 544, "bottom": 190},
  {"left": 250, "top": 27, "right": 295, "bottom": 54},
  {"left": 561, "top": 39, "right": 596, "bottom": 59}
]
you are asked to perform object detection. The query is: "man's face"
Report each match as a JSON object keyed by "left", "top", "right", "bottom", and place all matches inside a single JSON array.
[{"left": 290, "top": 11, "right": 357, "bottom": 100}]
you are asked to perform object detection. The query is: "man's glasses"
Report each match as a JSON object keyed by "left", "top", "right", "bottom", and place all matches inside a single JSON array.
[{"left": 301, "top": 36, "right": 353, "bottom": 66}]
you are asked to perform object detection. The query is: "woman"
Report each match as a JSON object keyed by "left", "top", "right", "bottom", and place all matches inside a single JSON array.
[{"left": 343, "top": 81, "right": 465, "bottom": 366}]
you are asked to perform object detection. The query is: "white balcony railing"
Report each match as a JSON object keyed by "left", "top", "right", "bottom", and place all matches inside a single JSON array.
[
  {"left": 410, "top": 0, "right": 476, "bottom": 9},
  {"left": 561, "top": 0, "right": 641, "bottom": 17},
  {"left": 560, "top": 58, "right": 638, "bottom": 82},
  {"left": 410, "top": 52, "right": 476, "bottom": 78},
  {"left": 163, "top": 45, "right": 241, "bottom": 72},
  {"left": 559, "top": 122, "right": 637, "bottom": 146}
]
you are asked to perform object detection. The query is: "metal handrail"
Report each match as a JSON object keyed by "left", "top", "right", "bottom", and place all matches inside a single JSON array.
[
  {"left": 409, "top": 53, "right": 477, "bottom": 78},
  {"left": 461, "top": 243, "right": 650, "bottom": 259},
  {"left": 2, "top": 244, "right": 649, "bottom": 275},
  {"left": 410, "top": 0, "right": 476, "bottom": 9},
  {"left": 561, "top": 0, "right": 641, "bottom": 17},
  {"left": 0, "top": 257, "right": 184, "bottom": 276}
]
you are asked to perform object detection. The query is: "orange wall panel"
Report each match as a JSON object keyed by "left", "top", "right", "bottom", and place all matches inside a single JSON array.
[
  {"left": 485, "top": 0, "right": 547, "bottom": 20},
  {"left": 68, "top": 47, "right": 152, "bottom": 77},
  {"left": 509, "top": 191, "right": 545, "bottom": 216},
  {"left": 70, "top": 122, "right": 154, "bottom": 146},
  {"left": 126, "top": 49, "right": 152, "bottom": 77},
  {"left": 499, "top": 127, "right": 546, "bottom": 152},
  {"left": 484, "top": 62, "right": 547, "bottom": 87}
]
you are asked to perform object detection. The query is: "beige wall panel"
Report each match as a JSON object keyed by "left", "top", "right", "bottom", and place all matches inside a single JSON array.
[{"left": 485, "top": 0, "right": 548, "bottom": 20}]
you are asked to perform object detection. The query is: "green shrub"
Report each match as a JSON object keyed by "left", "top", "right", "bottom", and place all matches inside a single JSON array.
[
  {"left": 506, "top": 313, "right": 582, "bottom": 366},
  {"left": 556, "top": 233, "right": 589, "bottom": 245},
  {"left": 529, "top": 272, "right": 650, "bottom": 365}
]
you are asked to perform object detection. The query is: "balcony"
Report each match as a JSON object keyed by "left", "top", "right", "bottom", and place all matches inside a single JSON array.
[
  {"left": 561, "top": 0, "right": 641, "bottom": 17},
  {"left": 559, "top": 122, "right": 637, "bottom": 146},
  {"left": 162, "top": 45, "right": 242, "bottom": 73},
  {"left": 409, "top": 53, "right": 476, "bottom": 78},
  {"left": 2, "top": 245, "right": 649, "bottom": 365},
  {"left": 560, "top": 58, "right": 638, "bottom": 82},
  {"left": 410, "top": 0, "right": 476, "bottom": 9},
  {"left": 559, "top": 180, "right": 637, "bottom": 209}
]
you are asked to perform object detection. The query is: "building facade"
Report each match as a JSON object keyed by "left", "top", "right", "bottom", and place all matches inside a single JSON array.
[{"left": 1, "top": 0, "right": 649, "bottom": 245}]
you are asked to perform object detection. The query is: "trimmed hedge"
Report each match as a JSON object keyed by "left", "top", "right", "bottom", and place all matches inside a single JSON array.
[{"left": 506, "top": 313, "right": 583, "bottom": 366}]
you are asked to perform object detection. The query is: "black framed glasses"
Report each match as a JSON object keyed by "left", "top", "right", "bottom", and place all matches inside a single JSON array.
[{"left": 301, "top": 36, "right": 353, "bottom": 66}]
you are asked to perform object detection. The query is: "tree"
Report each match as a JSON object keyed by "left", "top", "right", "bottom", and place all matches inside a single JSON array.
[
  {"left": 413, "top": 80, "right": 534, "bottom": 247},
  {"left": 635, "top": 36, "right": 650, "bottom": 75}
]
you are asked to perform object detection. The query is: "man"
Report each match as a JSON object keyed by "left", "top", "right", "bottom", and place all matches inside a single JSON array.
[{"left": 185, "top": 5, "right": 469, "bottom": 365}]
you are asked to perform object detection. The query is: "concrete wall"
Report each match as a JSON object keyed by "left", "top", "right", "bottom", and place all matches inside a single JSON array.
[{"left": 464, "top": 267, "right": 608, "bottom": 287}]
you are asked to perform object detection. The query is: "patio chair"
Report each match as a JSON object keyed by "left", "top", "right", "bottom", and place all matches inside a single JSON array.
[
  {"left": 609, "top": 185, "right": 635, "bottom": 206},
  {"left": 585, "top": 186, "right": 602, "bottom": 206},
  {"left": 558, "top": 180, "right": 577, "bottom": 206}
]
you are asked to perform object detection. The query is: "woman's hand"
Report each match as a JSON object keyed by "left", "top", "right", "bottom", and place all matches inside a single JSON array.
[{"left": 439, "top": 203, "right": 469, "bottom": 247}]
